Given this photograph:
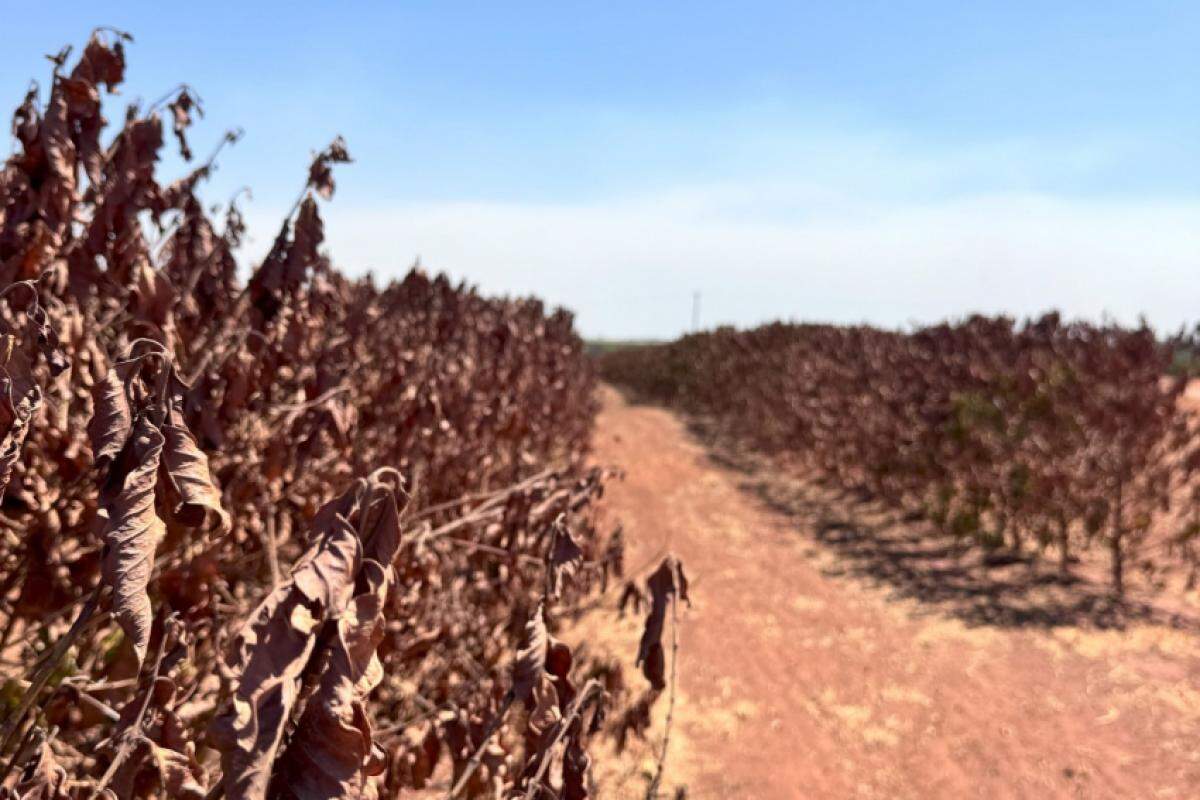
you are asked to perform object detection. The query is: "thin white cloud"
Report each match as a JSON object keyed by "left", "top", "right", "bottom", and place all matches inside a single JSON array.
[
  {"left": 235, "top": 133, "right": 1200, "bottom": 340},
  {"left": 266, "top": 192, "right": 1196, "bottom": 339}
]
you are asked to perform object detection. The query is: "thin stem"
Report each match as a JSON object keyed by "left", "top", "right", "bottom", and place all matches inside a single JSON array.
[
  {"left": 87, "top": 616, "right": 173, "bottom": 799},
  {"left": 0, "top": 720, "right": 40, "bottom": 785},
  {"left": 411, "top": 466, "right": 559, "bottom": 522},
  {"left": 419, "top": 507, "right": 505, "bottom": 544},
  {"left": 147, "top": 83, "right": 200, "bottom": 115},
  {"left": 646, "top": 594, "right": 679, "bottom": 800},
  {"left": 0, "top": 586, "right": 100, "bottom": 777},
  {"left": 445, "top": 692, "right": 515, "bottom": 799},
  {"left": 442, "top": 537, "right": 544, "bottom": 567},
  {"left": 263, "top": 512, "right": 281, "bottom": 591},
  {"left": 0, "top": 280, "right": 39, "bottom": 306},
  {"left": 522, "top": 680, "right": 603, "bottom": 800}
]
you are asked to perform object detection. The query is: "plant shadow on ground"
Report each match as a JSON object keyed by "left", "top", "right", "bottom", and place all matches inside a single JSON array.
[{"left": 682, "top": 419, "right": 1200, "bottom": 633}]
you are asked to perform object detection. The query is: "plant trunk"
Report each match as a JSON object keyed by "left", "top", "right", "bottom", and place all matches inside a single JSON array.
[
  {"left": 1057, "top": 519, "right": 1070, "bottom": 574},
  {"left": 1110, "top": 479, "right": 1125, "bottom": 598},
  {"left": 1110, "top": 534, "right": 1124, "bottom": 597}
]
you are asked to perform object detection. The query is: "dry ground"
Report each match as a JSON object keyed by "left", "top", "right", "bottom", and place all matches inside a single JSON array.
[{"left": 586, "top": 384, "right": 1200, "bottom": 800}]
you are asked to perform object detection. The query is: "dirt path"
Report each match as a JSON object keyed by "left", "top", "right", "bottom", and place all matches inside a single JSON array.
[{"left": 591, "top": 385, "right": 1200, "bottom": 800}]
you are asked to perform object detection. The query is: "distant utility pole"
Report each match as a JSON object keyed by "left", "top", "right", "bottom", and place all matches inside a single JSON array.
[{"left": 691, "top": 291, "right": 701, "bottom": 332}]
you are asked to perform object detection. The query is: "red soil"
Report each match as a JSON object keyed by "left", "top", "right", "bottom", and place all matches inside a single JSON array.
[{"left": 591, "top": 385, "right": 1200, "bottom": 800}]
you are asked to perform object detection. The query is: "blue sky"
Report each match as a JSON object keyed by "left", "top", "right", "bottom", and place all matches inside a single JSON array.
[{"left": 4, "top": 2, "right": 1200, "bottom": 337}]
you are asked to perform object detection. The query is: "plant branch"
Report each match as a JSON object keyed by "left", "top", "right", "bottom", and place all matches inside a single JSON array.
[
  {"left": 0, "top": 585, "right": 101, "bottom": 776},
  {"left": 445, "top": 691, "right": 515, "bottom": 799}
]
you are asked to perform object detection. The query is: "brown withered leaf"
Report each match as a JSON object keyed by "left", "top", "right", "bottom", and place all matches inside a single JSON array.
[
  {"left": 283, "top": 196, "right": 323, "bottom": 288},
  {"left": 526, "top": 671, "right": 561, "bottom": 738},
  {"left": 512, "top": 601, "right": 548, "bottom": 704},
  {"left": 211, "top": 492, "right": 364, "bottom": 800},
  {"left": 612, "top": 690, "right": 657, "bottom": 753},
  {"left": 37, "top": 79, "right": 76, "bottom": 239},
  {"left": 0, "top": 381, "right": 39, "bottom": 503},
  {"left": 131, "top": 258, "right": 177, "bottom": 332},
  {"left": 8, "top": 739, "right": 70, "bottom": 799},
  {"left": 72, "top": 29, "right": 129, "bottom": 92},
  {"left": 635, "top": 556, "right": 686, "bottom": 691},
  {"left": 355, "top": 467, "right": 407, "bottom": 567},
  {"left": 247, "top": 195, "right": 327, "bottom": 326},
  {"left": 545, "top": 636, "right": 576, "bottom": 707},
  {"left": 520, "top": 642, "right": 588, "bottom": 792},
  {"left": 600, "top": 524, "right": 624, "bottom": 592},
  {"left": 269, "top": 561, "right": 391, "bottom": 800},
  {"left": 547, "top": 514, "right": 583, "bottom": 598},
  {"left": 143, "top": 738, "right": 206, "bottom": 800},
  {"left": 168, "top": 88, "right": 201, "bottom": 161},
  {"left": 88, "top": 361, "right": 135, "bottom": 480},
  {"left": 66, "top": 30, "right": 129, "bottom": 185},
  {"left": 307, "top": 136, "right": 352, "bottom": 200},
  {"left": 11, "top": 82, "right": 40, "bottom": 153},
  {"left": 291, "top": 513, "right": 362, "bottom": 615},
  {"left": 675, "top": 559, "right": 690, "bottom": 606},
  {"left": 616, "top": 580, "right": 644, "bottom": 618},
  {"left": 101, "top": 413, "right": 166, "bottom": 666},
  {"left": 27, "top": 299, "right": 67, "bottom": 377},
  {"left": 110, "top": 735, "right": 206, "bottom": 800},
  {"left": 161, "top": 392, "right": 229, "bottom": 532},
  {"left": 562, "top": 726, "right": 591, "bottom": 800}
]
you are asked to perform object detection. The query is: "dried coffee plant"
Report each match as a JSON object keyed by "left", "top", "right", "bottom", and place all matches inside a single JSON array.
[{"left": 0, "top": 31, "right": 676, "bottom": 800}]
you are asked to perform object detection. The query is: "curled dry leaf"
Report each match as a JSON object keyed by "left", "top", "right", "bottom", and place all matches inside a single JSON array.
[
  {"left": 90, "top": 343, "right": 227, "bottom": 667},
  {"left": 161, "top": 393, "right": 229, "bottom": 532},
  {"left": 168, "top": 88, "right": 201, "bottom": 161},
  {"left": 110, "top": 728, "right": 206, "bottom": 800},
  {"left": 211, "top": 512, "right": 362, "bottom": 800},
  {"left": 599, "top": 524, "right": 624, "bottom": 592},
  {"left": 139, "top": 738, "right": 206, "bottom": 800},
  {"left": 512, "top": 602, "right": 549, "bottom": 704},
  {"left": 635, "top": 556, "right": 687, "bottom": 691},
  {"left": 516, "top": 617, "right": 584, "bottom": 793},
  {"left": 5, "top": 740, "right": 70, "bottom": 800},
  {"left": 269, "top": 561, "right": 391, "bottom": 800},
  {"left": 354, "top": 467, "right": 407, "bottom": 566},
  {"left": 101, "top": 413, "right": 166, "bottom": 666},
  {"left": 307, "top": 136, "right": 352, "bottom": 200},
  {"left": 561, "top": 738, "right": 590, "bottom": 800},
  {"left": 0, "top": 282, "right": 67, "bottom": 502},
  {"left": 213, "top": 471, "right": 405, "bottom": 800},
  {"left": 616, "top": 581, "right": 644, "bottom": 618},
  {"left": 26, "top": 302, "right": 67, "bottom": 377},
  {"left": 88, "top": 362, "right": 134, "bottom": 480},
  {"left": 0, "top": 382, "right": 39, "bottom": 503},
  {"left": 526, "top": 668, "right": 562, "bottom": 739},
  {"left": 247, "top": 194, "right": 326, "bottom": 326},
  {"left": 547, "top": 514, "right": 583, "bottom": 599}
]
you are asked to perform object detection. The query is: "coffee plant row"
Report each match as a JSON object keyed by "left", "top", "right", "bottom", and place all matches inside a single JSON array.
[
  {"left": 600, "top": 317, "right": 1200, "bottom": 596},
  {"left": 0, "top": 31, "right": 676, "bottom": 800}
]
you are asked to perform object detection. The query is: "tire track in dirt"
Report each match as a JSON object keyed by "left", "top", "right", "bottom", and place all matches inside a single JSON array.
[{"left": 591, "top": 385, "right": 1200, "bottom": 800}]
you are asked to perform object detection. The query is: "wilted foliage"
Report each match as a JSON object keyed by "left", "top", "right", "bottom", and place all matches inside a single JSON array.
[
  {"left": 0, "top": 32, "right": 644, "bottom": 799},
  {"left": 601, "top": 319, "right": 1200, "bottom": 595},
  {"left": 635, "top": 558, "right": 687, "bottom": 692}
]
